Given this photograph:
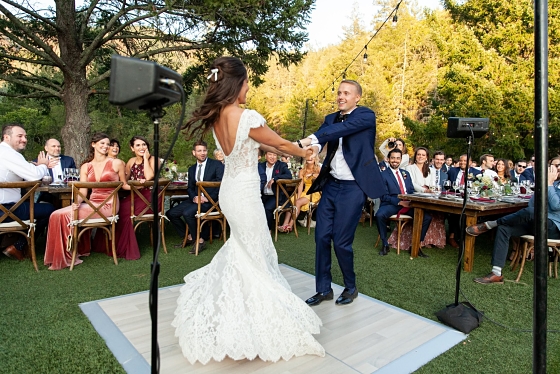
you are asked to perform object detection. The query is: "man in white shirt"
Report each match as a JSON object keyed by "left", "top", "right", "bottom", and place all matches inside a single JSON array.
[
  {"left": 477, "top": 154, "right": 497, "bottom": 178},
  {"left": 0, "top": 124, "right": 57, "bottom": 260},
  {"left": 258, "top": 151, "right": 292, "bottom": 231}
]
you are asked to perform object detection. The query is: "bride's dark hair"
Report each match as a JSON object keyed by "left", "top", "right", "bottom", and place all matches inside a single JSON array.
[
  {"left": 81, "top": 132, "right": 110, "bottom": 166},
  {"left": 182, "top": 57, "right": 248, "bottom": 139}
]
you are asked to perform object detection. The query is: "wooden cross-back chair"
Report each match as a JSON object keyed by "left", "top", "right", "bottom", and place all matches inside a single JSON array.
[
  {"left": 182, "top": 181, "right": 227, "bottom": 255},
  {"left": 129, "top": 179, "right": 171, "bottom": 254},
  {"left": 68, "top": 181, "right": 122, "bottom": 270},
  {"left": 0, "top": 181, "right": 41, "bottom": 271},
  {"left": 274, "top": 178, "right": 302, "bottom": 242},
  {"left": 306, "top": 190, "right": 321, "bottom": 235}
]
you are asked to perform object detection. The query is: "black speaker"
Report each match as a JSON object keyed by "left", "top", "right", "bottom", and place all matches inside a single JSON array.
[
  {"left": 447, "top": 117, "right": 489, "bottom": 138},
  {"left": 109, "top": 55, "right": 182, "bottom": 110}
]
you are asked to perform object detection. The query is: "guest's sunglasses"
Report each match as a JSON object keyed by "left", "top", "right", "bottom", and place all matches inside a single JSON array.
[{"left": 517, "top": 165, "right": 527, "bottom": 168}]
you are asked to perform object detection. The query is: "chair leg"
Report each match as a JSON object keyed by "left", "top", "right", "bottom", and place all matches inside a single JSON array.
[
  {"left": 182, "top": 226, "right": 190, "bottom": 248},
  {"left": 70, "top": 234, "right": 78, "bottom": 271},
  {"left": 293, "top": 208, "right": 299, "bottom": 238},
  {"left": 111, "top": 225, "right": 118, "bottom": 265},
  {"left": 195, "top": 219, "right": 201, "bottom": 256},
  {"left": 396, "top": 221, "right": 403, "bottom": 255},
  {"left": 515, "top": 242, "right": 531, "bottom": 282},
  {"left": 160, "top": 218, "right": 167, "bottom": 254},
  {"left": 28, "top": 234, "right": 38, "bottom": 272},
  {"left": 274, "top": 212, "right": 279, "bottom": 242}
]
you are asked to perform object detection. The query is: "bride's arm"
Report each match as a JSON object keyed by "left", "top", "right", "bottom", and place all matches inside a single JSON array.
[{"left": 250, "top": 125, "right": 308, "bottom": 159}]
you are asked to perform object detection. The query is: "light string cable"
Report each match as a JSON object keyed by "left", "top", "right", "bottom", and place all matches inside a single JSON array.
[{"left": 311, "top": 0, "right": 403, "bottom": 104}]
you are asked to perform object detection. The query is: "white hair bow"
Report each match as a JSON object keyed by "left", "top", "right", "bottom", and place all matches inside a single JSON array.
[{"left": 207, "top": 68, "right": 218, "bottom": 82}]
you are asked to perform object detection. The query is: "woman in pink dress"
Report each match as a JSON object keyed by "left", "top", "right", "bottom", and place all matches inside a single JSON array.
[
  {"left": 43, "top": 133, "right": 129, "bottom": 270},
  {"left": 113, "top": 135, "right": 158, "bottom": 260}
]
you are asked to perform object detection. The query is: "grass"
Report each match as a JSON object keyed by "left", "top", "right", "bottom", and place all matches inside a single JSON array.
[{"left": 1, "top": 224, "right": 559, "bottom": 373}]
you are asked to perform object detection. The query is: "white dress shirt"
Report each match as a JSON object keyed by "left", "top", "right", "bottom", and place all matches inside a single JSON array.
[
  {"left": 264, "top": 163, "right": 275, "bottom": 195},
  {"left": 0, "top": 142, "right": 49, "bottom": 203},
  {"left": 50, "top": 155, "right": 63, "bottom": 182},
  {"left": 195, "top": 159, "right": 207, "bottom": 182},
  {"left": 392, "top": 168, "right": 407, "bottom": 195},
  {"left": 307, "top": 109, "right": 356, "bottom": 180}
]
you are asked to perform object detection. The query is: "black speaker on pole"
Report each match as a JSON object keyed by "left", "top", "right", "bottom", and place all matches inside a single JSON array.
[
  {"left": 109, "top": 55, "right": 182, "bottom": 110},
  {"left": 447, "top": 117, "right": 489, "bottom": 139}
]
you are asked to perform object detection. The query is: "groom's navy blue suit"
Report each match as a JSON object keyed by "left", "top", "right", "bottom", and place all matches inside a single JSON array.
[{"left": 307, "top": 106, "right": 387, "bottom": 294}]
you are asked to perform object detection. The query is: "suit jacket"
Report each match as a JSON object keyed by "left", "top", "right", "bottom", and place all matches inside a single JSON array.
[
  {"left": 430, "top": 167, "right": 449, "bottom": 187},
  {"left": 442, "top": 164, "right": 451, "bottom": 173},
  {"left": 520, "top": 167, "right": 535, "bottom": 183},
  {"left": 379, "top": 168, "right": 415, "bottom": 207},
  {"left": 447, "top": 167, "right": 481, "bottom": 184},
  {"left": 258, "top": 161, "right": 292, "bottom": 196},
  {"left": 307, "top": 106, "right": 387, "bottom": 199},
  {"left": 33, "top": 154, "right": 76, "bottom": 179},
  {"left": 187, "top": 158, "right": 224, "bottom": 202}
]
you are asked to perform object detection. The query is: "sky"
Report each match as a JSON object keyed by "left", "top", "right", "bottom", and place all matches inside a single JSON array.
[{"left": 306, "top": 0, "right": 443, "bottom": 49}]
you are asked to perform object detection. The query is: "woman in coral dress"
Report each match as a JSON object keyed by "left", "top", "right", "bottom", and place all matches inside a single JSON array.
[
  {"left": 113, "top": 135, "right": 158, "bottom": 260},
  {"left": 278, "top": 157, "right": 321, "bottom": 232},
  {"left": 43, "top": 133, "right": 129, "bottom": 270},
  {"left": 172, "top": 57, "right": 324, "bottom": 364}
]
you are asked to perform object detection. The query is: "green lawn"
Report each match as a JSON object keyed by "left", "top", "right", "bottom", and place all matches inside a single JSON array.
[{"left": 1, "top": 224, "right": 559, "bottom": 373}]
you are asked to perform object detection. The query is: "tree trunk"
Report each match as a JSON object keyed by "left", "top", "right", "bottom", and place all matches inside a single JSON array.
[
  {"left": 61, "top": 81, "right": 91, "bottom": 165},
  {"left": 56, "top": 0, "right": 91, "bottom": 165}
]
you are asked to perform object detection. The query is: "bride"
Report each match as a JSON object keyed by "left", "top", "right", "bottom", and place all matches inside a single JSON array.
[{"left": 172, "top": 57, "right": 325, "bottom": 364}]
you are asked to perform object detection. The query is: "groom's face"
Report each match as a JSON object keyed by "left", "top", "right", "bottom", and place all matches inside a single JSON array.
[{"left": 337, "top": 82, "right": 361, "bottom": 114}]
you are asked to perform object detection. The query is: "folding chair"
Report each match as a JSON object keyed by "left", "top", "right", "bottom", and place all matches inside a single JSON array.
[
  {"left": 182, "top": 181, "right": 226, "bottom": 255},
  {"left": 0, "top": 181, "right": 41, "bottom": 271},
  {"left": 129, "top": 179, "right": 171, "bottom": 254},
  {"left": 274, "top": 178, "right": 302, "bottom": 242},
  {"left": 68, "top": 181, "right": 122, "bottom": 270}
]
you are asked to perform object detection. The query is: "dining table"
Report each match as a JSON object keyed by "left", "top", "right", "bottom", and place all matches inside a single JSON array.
[
  {"left": 37, "top": 181, "right": 190, "bottom": 208},
  {"left": 400, "top": 192, "right": 530, "bottom": 272}
]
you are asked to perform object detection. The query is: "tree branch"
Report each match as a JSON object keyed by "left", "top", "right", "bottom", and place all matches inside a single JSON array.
[{"left": 0, "top": 74, "right": 61, "bottom": 98}]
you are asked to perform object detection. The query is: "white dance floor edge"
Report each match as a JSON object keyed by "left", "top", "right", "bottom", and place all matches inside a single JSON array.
[{"left": 80, "top": 264, "right": 466, "bottom": 374}]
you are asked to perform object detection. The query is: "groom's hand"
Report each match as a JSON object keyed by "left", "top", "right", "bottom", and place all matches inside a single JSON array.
[{"left": 305, "top": 145, "right": 319, "bottom": 161}]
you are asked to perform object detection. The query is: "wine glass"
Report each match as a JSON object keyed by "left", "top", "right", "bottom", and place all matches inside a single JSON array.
[
  {"left": 452, "top": 181, "right": 460, "bottom": 194},
  {"left": 443, "top": 180, "right": 452, "bottom": 194},
  {"left": 178, "top": 172, "right": 186, "bottom": 182}
]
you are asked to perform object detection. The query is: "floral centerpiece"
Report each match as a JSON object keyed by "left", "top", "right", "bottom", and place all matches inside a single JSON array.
[
  {"left": 162, "top": 159, "right": 178, "bottom": 180},
  {"left": 289, "top": 160, "right": 303, "bottom": 179},
  {"left": 469, "top": 173, "right": 512, "bottom": 197}
]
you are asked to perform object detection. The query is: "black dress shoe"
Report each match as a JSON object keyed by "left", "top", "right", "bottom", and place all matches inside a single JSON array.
[
  {"left": 305, "top": 289, "right": 334, "bottom": 306},
  {"left": 418, "top": 249, "right": 429, "bottom": 258},
  {"left": 336, "top": 288, "right": 358, "bottom": 305},
  {"left": 188, "top": 241, "right": 206, "bottom": 254},
  {"left": 379, "top": 245, "right": 390, "bottom": 256}
]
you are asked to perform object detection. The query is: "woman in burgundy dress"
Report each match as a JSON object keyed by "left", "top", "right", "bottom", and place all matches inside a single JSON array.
[{"left": 112, "top": 135, "right": 158, "bottom": 260}]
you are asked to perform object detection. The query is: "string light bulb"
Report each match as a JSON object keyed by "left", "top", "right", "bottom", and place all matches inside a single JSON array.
[
  {"left": 392, "top": 14, "right": 398, "bottom": 27},
  {"left": 323, "top": 93, "right": 326, "bottom": 101},
  {"left": 331, "top": 85, "right": 335, "bottom": 93},
  {"left": 343, "top": 70, "right": 347, "bottom": 79},
  {"left": 363, "top": 45, "right": 368, "bottom": 63}
]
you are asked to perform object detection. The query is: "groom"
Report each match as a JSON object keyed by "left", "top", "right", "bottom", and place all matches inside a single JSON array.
[{"left": 298, "top": 80, "right": 387, "bottom": 306}]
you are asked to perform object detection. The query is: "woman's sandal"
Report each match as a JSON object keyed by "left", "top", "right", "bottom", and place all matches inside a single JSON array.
[{"left": 278, "top": 225, "right": 289, "bottom": 233}]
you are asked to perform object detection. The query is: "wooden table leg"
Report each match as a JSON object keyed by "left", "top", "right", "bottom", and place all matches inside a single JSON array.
[
  {"left": 463, "top": 215, "right": 478, "bottom": 272},
  {"left": 411, "top": 208, "right": 424, "bottom": 258}
]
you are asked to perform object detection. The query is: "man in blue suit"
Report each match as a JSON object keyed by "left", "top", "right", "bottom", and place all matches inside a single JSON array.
[
  {"left": 377, "top": 149, "right": 432, "bottom": 257},
  {"left": 258, "top": 151, "right": 293, "bottom": 231},
  {"left": 166, "top": 140, "right": 224, "bottom": 253},
  {"left": 466, "top": 157, "right": 560, "bottom": 283},
  {"left": 520, "top": 161, "right": 536, "bottom": 183},
  {"left": 430, "top": 151, "right": 448, "bottom": 187},
  {"left": 446, "top": 154, "right": 482, "bottom": 248},
  {"left": 298, "top": 80, "right": 387, "bottom": 306},
  {"left": 36, "top": 138, "right": 77, "bottom": 204}
]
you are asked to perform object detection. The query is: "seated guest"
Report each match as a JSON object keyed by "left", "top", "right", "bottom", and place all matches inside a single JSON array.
[
  {"left": 443, "top": 156, "right": 453, "bottom": 173},
  {"left": 446, "top": 154, "right": 482, "bottom": 248},
  {"left": 98, "top": 136, "right": 158, "bottom": 260},
  {"left": 213, "top": 148, "right": 225, "bottom": 164},
  {"left": 466, "top": 157, "right": 560, "bottom": 283},
  {"left": 36, "top": 138, "right": 77, "bottom": 204},
  {"left": 108, "top": 139, "right": 121, "bottom": 159},
  {"left": 520, "top": 158, "right": 536, "bottom": 182},
  {"left": 511, "top": 159, "right": 527, "bottom": 181},
  {"left": 494, "top": 158, "right": 512, "bottom": 183},
  {"left": 166, "top": 140, "right": 224, "bottom": 253},
  {"left": 278, "top": 157, "right": 321, "bottom": 232},
  {"left": 376, "top": 149, "right": 432, "bottom": 257},
  {"left": 405, "top": 147, "right": 434, "bottom": 192},
  {"left": 431, "top": 151, "right": 449, "bottom": 187},
  {"left": 0, "top": 124, "right": 57, "bottom": 260},
  {"left": 259, "top": 151, "right": 292, "bottom": 232},
  {"left": 476, "top": 153, "right": 497, "bottom": 178},
  {"left": 379, "top": 137, "right": 409, "bottom": 168},
  {"left": 43, "top": 133, "right": 130, "bottom": 270}
]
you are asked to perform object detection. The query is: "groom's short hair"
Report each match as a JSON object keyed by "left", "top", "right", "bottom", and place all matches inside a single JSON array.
[{"left": 340, "top": 80, "right": 362, "bottom": 96}]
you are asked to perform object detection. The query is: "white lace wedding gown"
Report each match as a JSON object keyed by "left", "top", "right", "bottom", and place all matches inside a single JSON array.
[{"left": 172, "top": 109, "right": 325, "bottom": 365}]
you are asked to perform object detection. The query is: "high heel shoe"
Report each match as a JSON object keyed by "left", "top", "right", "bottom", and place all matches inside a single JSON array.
[{"left": 278, "top": 225, "right": 288, "bottom": 233}]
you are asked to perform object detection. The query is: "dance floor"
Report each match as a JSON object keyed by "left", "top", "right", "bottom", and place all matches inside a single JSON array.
[{"left": 81, "top": 264, "right": 466, "bottom": 374}]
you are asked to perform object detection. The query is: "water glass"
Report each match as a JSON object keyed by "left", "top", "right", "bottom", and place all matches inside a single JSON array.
[{"left": 41, "top": 175, "right": 52, "bottom": 186}]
